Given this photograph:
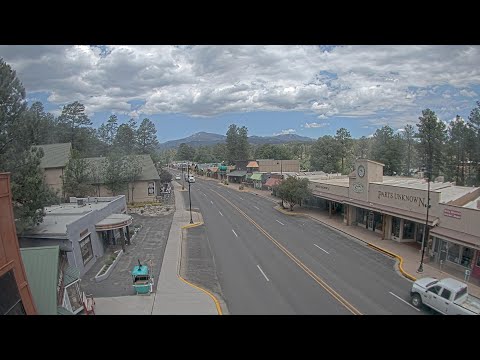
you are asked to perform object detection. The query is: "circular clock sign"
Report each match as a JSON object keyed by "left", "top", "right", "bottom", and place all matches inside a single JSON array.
[{"left": 357, "top": 165, "right": 365, "bottom": 178}]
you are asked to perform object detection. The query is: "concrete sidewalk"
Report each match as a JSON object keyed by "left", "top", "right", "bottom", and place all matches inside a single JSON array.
[
  {"left": 213, "top": 179, "right": 480, "bottom": 299},
  {"left": 151, "top": 182, "right": 219, "bottom": 315}
]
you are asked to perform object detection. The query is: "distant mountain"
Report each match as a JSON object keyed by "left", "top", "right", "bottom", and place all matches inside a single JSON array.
[
  {"left": 248, "top": 134, "right": 315, "bottom": 145},
  {"left": 158, "top": 132, "right": 314, "bottom": 150},
  {"left": 158, "top": 132, "right": 226, "bottom": 150}
]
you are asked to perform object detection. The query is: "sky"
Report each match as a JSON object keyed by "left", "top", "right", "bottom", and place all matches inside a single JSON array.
[{"left": 1, "top": 45, "right": 479, "bottom": 143}]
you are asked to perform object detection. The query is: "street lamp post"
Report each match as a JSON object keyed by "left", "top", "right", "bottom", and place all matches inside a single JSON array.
[
  {"left": 417, "top": 170, "right": 431, "bottom": 273},
  {"left": 187, "top": 164, "right": 193, "bottom": 224},
  {"left": 181, "top": 164, "right": 185, "bottom": 190}
]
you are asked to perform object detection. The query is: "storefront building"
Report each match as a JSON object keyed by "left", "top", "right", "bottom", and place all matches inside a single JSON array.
[{"left": 301, "top": 159, "right": 480, "bottom": 280}]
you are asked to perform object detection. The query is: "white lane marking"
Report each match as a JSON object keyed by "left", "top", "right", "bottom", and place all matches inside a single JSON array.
[
  {"left": 276, "top": 220, "right": 285, "bottom": 226},
  {"left": 219, "top": 211, "right": 223, "bottom": 217},
  {"left": 210, "top": 200, "right": 213, "bottom": 204},
  {"left": 203, "top": 193, "right": 207, "bottom": 197},
  {"left": 313, "top": 244, "right": 330, "bottom": 254},
  {"left": 239, "top": 196, "right": 244, "bottom": 200},
  {"left": 253, "top": 206, "right": 260, "bottom": 210},
  {"left": 389, "top": 292, "right": 420, "bottom": 312},
  {"left": 232, "top": 229, "right": 238, "bottom": 237},
  {"left": 257, "top": 265, "right": 270, "bottom": 282}
]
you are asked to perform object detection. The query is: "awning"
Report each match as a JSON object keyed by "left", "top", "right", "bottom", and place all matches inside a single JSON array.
[
  {"left": 265, "top": 178, "right": 281, "bottom": 187},
  {"left": 430, "top": 227, "right": 480, "bottom": 249},
  {"left": 95, "top": 214, "right": 133, "bottom": 231},
  {"left": 247, "top": 161, "right": 259, "bottom": 168},
  {"left": 227, "top": 170, "right": 247, "bottom": 177},
  {"left": 250, "top": 173, "right": 263, "bottom": 181},
  {"left": 345, "top": 199, "right": 439, "bottom": 226},
  {"left": 312, "top": 191, "right": 349, "bottom": 204}
]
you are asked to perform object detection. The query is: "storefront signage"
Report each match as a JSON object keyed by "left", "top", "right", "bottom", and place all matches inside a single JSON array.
[
  {"left": 444, "top": 208, "right": 461, "bottom": 219},
  {"left": 377, "top": 191, "right": 425, "bottom": 207},
  {"left": 315, "top": 185, "right": 329, "bottom": 190},
  {"left": 352, "top": 182, "right": 364, "bottom": 193}
]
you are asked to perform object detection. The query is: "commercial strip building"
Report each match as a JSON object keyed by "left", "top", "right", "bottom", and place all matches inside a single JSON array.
[
  {"left": 0, "top": 173, "right": 37, "bottom": 315},
  {"left": 300, "top": 159, "right": 480, "bottom": 281},
  {"left": 19, "top": 195, "right": 132, "bottom": 278}
]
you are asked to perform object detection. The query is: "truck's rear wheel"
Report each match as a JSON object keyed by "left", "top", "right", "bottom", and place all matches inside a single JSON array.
[{"left": 411, "top": 293, "right": 422, "bottom": 308}]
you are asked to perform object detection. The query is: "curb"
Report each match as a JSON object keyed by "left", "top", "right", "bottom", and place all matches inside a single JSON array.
[
  {"left": 178, "top": 226, "right": 223, "bottom": 315},
  {"left": 181, "top": 222, "right": 204, "bottom": 229},
  {"left": 274, "top": 206, "right": 418, "bottom": 282}
]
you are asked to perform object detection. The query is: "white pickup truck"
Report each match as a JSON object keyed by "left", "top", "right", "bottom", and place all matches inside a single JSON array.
[{"left": 410, "top": 277, "right": 480, "bottom": 315}]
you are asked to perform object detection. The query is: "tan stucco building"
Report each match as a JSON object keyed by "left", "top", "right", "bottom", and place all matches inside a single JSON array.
[
  {"left": 301, "top": 159, "right": 480, "bottom": 281},
  {"left": 85, "top": 154, "right": 160, "bottom": 204},
  {"left": 33, "top": 143, "right": 72, "bottom": 198}
]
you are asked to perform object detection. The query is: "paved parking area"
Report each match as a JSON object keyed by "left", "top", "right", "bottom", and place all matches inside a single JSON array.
[{"left": 81, "top": 212, "right": 174, "bottom": 298}]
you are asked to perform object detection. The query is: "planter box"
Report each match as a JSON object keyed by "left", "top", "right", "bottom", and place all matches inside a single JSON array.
[{"left": 94, "top": 250, "right": 123, "bottom": 283}]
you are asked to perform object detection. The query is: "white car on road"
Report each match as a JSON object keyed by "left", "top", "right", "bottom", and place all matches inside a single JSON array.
[
  {"left": 188, "top": 176, "right": 195, "bottom": 183},
  {"left": 175, "top": 175, "right": 181, "bottom": 180}
]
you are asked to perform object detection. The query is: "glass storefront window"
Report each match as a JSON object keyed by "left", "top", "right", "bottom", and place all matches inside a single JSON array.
[
  {"left": 356, "top": 208, "right": 367, "bottom": 225},
  {"left": 374, "top": 213, "right": 383, "bottom": 232},
  {"left": 392, "top": 217, "right": 401, "bottom": 238},
  {"left": 447, "top": 243, "right": 460, "bottom": 264},
  {"left": 461, "top": 247, "right": 474, "bottom": 268},
  {"left": 403, "top": 220, "right": 415, "bottom": 240}
]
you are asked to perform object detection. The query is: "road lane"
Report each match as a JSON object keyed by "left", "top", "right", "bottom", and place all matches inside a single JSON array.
[{"left": 194, "top": 177, "right": 423, "bottom": 315}]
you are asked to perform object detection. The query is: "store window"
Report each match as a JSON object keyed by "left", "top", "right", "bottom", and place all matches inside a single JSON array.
[
  {"left": 461, "top": 247, "right": 474, "bottom": 268},
  {"left": 374, "top": 213, "right": 383, "bottom": 232},
  {"left": 356, "top": 208, "right": 367, "bottom": 225},
  {"left": 403, "top": 220, "right": 415, "bottom": 240},
  {"left": 447, "top": 243, "right": 460, "bottom": 264},
  {"left": 80, "top": 235, "right": 93, "bottom": 265},
  {"left": 392, "top": 217, "right": 401, "bottom": 238}
]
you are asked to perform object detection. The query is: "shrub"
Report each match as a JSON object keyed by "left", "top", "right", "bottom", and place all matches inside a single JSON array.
[{"left": 239, "top": 184, "right": 244, "bottom": 190}]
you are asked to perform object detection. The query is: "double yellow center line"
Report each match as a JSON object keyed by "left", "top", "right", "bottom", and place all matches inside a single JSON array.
[{"left": 210, "top": 188, "right": 362, "bottom": 315}]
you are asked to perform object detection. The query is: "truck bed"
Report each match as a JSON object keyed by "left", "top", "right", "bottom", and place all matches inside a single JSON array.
[{"left": 459, "top": 295, "right": 480, "bottom": 314}]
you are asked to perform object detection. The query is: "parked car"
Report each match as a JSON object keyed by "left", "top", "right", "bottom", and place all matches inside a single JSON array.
[
  {"left": 188, "top": 176, "right": 195, "bottom": 183},
  {"left": 410, "top": 277, "right": 480, "bottom": 315},
  {"left": 175, "top": 175, "right": 181, "bottom": 180}
]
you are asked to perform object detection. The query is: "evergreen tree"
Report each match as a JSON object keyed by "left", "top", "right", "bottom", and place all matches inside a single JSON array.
[
  {"left": 335, "top": 128, "right": 353, "bottom": 174},
  {"left": 310, "top": 135, "right": 340, "bottom": 173},
  {"left": 136, "top": 118, "right": 159, "bottom": 154},
  {"left": 56, "top": 101, "right": 92, "bottom": 150},
  {"left": 416, "top": 109, "right": 447, "bottom": 180}
]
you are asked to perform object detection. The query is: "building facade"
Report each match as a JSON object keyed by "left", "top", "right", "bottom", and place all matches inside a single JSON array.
[
  {"left": 19, "top": 196, "right": 132, "bottom": 277},
  {"left": 302, "top": 159, "right": 480, "bottom": 280},
  {"left": 0, "top": 173, "right": 37, "bottom": 315}
]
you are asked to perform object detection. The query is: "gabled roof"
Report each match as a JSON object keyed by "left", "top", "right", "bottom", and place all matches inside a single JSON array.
[
  {"left": 85, "top": 154, "right": 160, "bottom": 183},
  {"left": 32, "top": 143, "right": 72, "bottom": 168},
  {"left": 20, "top": 246, "right": 60, "bottom": 315},
  {"left": 247, "top": 161, "right": 259, "bottom": 168},
  {"left": 265, "top": 178, "right": 282, "bottom": 187},
  {"left": 250, "top": 173, "right": 263, "bottom": 181}
]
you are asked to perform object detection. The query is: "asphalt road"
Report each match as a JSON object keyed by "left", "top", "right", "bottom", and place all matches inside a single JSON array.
[{"left": 175, "top": 171, "right": 425, "bottom": 315}]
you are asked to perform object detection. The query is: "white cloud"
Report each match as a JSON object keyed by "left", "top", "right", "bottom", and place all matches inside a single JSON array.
[
  {"left": 460, "top": 89, "right": 477, "bottom": 97},
  {"left": 273, "top": 129, "right": 296, "bottom": 135},
  {"left": 304, "top": 122, "right": 329, "bottom": 128},
  {"left": 0, "top": 45, "right": 479, "bottom": 120}
]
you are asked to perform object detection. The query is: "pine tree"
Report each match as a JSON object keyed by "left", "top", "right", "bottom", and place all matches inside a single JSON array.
[{"left": 136, "top": 118, "right": 159, "bottom": 154}]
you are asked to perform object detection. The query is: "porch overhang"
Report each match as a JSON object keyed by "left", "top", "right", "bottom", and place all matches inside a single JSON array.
[{"left": 95, "top": 214, "right": 133, "bottom": 231}]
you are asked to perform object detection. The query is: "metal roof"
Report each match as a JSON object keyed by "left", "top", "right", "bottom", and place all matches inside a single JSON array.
[
  {"left": 227, "top": 170, "right": 247, "bottom": 177},
  {"left": 64, "top": 265, "right": 80, "bottom": 287},
  {"left": 57, "top": 306, "right": 74, "bottom": 315},
  {"left": 20, "top": 246, "right": 60, "bottom": 315},
  {"left": 33, "top": 143, "right": 72, "bottom": 169},
  {"left": 250, "top": 173, "right": 263, "bottom": 181},
  {"left": 247, "top": 161, "right": 259, "bottom": 168}
]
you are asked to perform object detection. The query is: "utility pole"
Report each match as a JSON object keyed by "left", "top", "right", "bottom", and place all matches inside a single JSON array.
[
  {"left": 187, "top": 164, "right": 193, "bottom": 224},
  {"left": 417, "top": 168, "right": 431, "bottom": 273}
]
